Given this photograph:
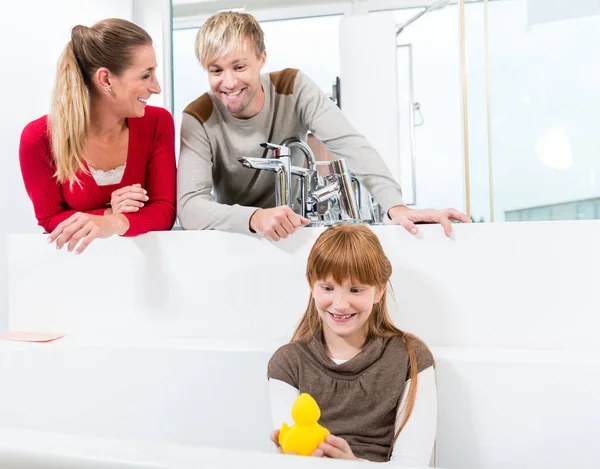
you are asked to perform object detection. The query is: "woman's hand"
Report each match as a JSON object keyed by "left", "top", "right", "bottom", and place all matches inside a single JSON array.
[
  {"left": 48, "top": 213, "right": 129, "bottom": 254},
  {"left": 314, "top": 435, "right": 359, "bottom": 460},
  {"left": 110, "top": 184, "right": 148, "bottom": 214}
]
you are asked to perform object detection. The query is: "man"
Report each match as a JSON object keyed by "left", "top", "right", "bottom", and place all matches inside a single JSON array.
[{"left": 177, "top": 11, "right": 469, "bottom": 241}]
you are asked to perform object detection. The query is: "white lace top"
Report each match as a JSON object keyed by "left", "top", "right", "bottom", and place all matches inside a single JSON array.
[{"left": 89, "top": 164, "right": 126, "bottom": 186}]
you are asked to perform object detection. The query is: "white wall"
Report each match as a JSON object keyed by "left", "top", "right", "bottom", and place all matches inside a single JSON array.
[
  {"left": 132, "top": 0, "right": 173, "bottom": 111},
  {"left": 339, "top": 12, "right": 402, "bottom": 193}
]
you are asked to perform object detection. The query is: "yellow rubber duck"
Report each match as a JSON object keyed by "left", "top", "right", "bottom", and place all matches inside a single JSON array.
[{"left": 279, "top": 393, "right": 330, "bottom": 456}]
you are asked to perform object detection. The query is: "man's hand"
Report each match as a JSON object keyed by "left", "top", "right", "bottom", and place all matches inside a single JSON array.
[
  {"left": 48, "top": 213, "right": 129, "bottom": 254},
  {"left": 250, "top": 206, "right": 310, "bottom": 241},
  {"left": 389, "top": 205, "right": 471, "bottom": 237}
]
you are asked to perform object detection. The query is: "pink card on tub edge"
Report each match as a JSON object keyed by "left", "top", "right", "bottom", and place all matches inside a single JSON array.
[{"left": 0, "top": 332, "right": 65, "bottom": 343}]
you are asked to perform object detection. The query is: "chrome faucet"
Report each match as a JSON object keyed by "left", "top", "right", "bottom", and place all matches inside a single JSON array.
[
  {"left": 368, "top": 193, "right": 384, "bottom": 224},
  {"left": 289, "top": 166, "right": 316, "bottom": 219},
  {"left": 236, "top": 142, "right": 292, "bottom": 207},
  {"left": 280, "top": 137, "right": 318, "bottom": 172},
  {"left": 323, "top": 159, "right": 361, "bottom": 221},
  {"left": 293, "top": 158, "right": 361, "bottom": 224},
  {"left": 237, "top": 140, "right": 372, "bottom": 225},
  {"left": 279, "top": 138, "right": 326, "bottom": 220}
]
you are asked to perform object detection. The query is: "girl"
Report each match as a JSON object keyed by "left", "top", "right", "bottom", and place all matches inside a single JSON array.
[{"left": 268, "top": 223, "right": 437, "bottom": 465}]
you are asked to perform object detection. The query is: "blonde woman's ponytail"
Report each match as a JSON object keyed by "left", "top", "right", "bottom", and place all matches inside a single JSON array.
[{"left": 49, "top": 38, "right": 90, "bottom": 186}]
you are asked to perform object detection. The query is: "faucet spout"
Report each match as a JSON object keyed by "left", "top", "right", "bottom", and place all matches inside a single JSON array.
[
  {"left": 236, "top": 156, "right": 292, "bottom": 207},
  {"left": 237, "top": 156, "right": 281, "bottom": 171},
  {"left": 281, "top": 138, "right": 318, "bottom": 172}
]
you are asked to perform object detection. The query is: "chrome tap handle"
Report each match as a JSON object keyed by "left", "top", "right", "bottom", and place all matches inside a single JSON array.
[
  {"left": 326, "top": 159, "right": 361, "bottom": 220},
  {"left": 310, "top": 182, "right": 340, "bottom": 204},
  {"left": 351, "top": 176, "right": 363, "bottom": 220},
  {"left": 258, "top": 143, "right": 292, "bottom": 206},
  {"left": 260, "top": 142, "right": 292, "bottom": 157}
]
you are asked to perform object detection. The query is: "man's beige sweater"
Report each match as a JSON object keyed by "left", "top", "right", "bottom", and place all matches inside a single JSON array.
[{"left": 177, "top": 68, "right": 404, "bottom": 233}]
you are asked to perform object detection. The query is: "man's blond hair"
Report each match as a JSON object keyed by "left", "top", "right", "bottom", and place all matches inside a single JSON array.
[{"left": 195, "top": 12, "right": 265, "bottom": 69}]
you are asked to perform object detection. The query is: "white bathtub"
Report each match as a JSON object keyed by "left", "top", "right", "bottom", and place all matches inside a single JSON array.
[
  {"left": 0, "top": 428, "right": 369, "bottom": 469},
  {"left": 0, "top": 337, "right": 275, "bottom": 453},
  {"left": 1, "top": 337, "right": 598, "bottom": 468}
]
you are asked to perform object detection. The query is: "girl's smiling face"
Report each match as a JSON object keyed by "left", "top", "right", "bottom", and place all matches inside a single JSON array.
[{"left": 312, "top": 276, "right": 384, "bottom": 341}]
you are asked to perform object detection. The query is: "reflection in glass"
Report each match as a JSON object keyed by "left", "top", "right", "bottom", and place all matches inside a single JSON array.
[
  {"left": 394, "top": 6, "right": 464, "bottom": 213},
  {"left": 480, "top": 0, "right": 600, "bottom": 222}
]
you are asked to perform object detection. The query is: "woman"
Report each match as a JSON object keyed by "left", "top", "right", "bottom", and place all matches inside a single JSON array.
[
  {"left": 268, "top": 223, "right": 437, "bottom": 465},
  {"left": 19, "top": 18, "right": 176, "bottom": 254}
]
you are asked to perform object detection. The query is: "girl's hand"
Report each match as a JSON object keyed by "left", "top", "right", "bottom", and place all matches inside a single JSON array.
[
  {"left": 270, "top": 430, "right": 283, "bottom": 454},
  {"left": 315, "top": 434, "right": 359, "bottom": 460},
  {"left": 110, "top": 183, "right": 148, "bottom": 214},
  {"left": 48, "top": 213, "right": 129, "bottom": 254},
  {"left": 270, "top": 430, "right": 355, "bottom": 459}
]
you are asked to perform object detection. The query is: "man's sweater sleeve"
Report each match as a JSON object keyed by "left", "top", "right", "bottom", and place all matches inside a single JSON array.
[
  {"left": 294, "top": 71, "right": 405, "bottom": 213},
  {"left": 176, "top": 113, "right": 258, "bottom": 233}
]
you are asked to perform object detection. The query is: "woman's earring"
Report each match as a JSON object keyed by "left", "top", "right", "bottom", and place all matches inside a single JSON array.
[{"left": 105, "top": 86, "right": 112, "bottom": 92}]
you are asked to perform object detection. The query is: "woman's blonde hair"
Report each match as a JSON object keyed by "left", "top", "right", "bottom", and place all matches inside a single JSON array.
[
  {"left": 291, "top": 223, "right": 425, "bottom": 460},
  {"left": 49, "top": 18, "right": 152, "bottom": 186},
  {"left": 195, "top": 11, "right": 265, "bottom": 69}
]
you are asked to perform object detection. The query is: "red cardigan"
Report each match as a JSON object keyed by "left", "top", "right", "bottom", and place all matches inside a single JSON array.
[{"left": 19, "top": 106, "right": 177, "bottom": 237}]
